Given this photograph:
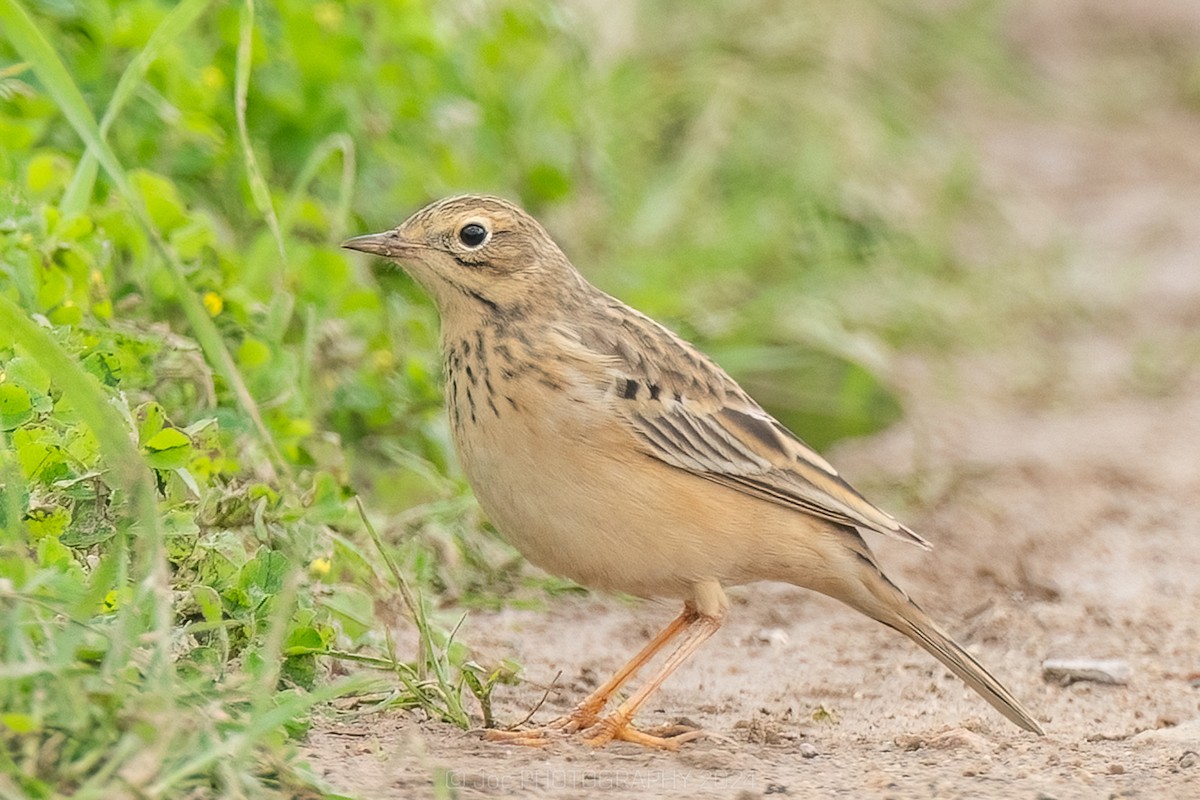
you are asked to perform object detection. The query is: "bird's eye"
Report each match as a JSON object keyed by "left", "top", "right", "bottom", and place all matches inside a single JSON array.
[{"left": 458, "top": 223, "right": 488, "bottom": 248}]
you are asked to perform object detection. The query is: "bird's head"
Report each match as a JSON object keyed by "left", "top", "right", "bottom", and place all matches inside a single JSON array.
[{"left": 343, "top": 195, "right": 583, "bottom": 318}]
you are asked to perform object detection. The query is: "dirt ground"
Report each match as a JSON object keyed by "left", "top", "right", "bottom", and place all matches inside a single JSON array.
[{"left": 302, "top": 2, "right": 1200, "bottom": 797}]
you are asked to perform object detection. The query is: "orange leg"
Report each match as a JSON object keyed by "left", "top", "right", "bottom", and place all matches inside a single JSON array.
[
  {"left": 486, "top": 606, "right": 698, "bottom": 744},
  {"left": 549, "top": 606, "right": 698, "bottom": 732},
  {"left": 582, "top": 613, "right": 721, "bottom": 750}
]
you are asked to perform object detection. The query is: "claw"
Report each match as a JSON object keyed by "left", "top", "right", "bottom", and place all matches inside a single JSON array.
[
  {"left": 482, "top": 606, "right": 720, "bottom": 752},
  {"left": 546, "top": 702, "right": 602, "bottom": 733},
  {"left": 582, "top": 714, "right": 706, "bottom": 750}
]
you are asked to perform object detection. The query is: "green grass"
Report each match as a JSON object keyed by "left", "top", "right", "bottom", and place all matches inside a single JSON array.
[{"left": 0, "top": 0, "right": 1034, "bottom": 796}]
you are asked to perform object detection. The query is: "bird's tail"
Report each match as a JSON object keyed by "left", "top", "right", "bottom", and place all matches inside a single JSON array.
[{"left": 830, "top": 544, "right": 1045, "bottom": 735}]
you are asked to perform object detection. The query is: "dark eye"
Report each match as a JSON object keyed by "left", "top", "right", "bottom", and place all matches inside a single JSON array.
[{"left": 458, "top": 223, "right": 488, "bottom": 248}]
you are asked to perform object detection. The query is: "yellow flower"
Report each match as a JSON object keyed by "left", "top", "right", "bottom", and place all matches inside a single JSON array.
[
  {"left": 202, "top": 291, "right": 223, "bottom": 317},
  {"left": 308, "top": 557, "right": 332, "bottom": 579},
  {"left": 200, "top": 65, "right": 224, "bottom": 90},
  {"left": 370, "top": 349, "right": 395, "bottom": 370},
  {"left": 314, "top": 2, "right": 343, "bottom": 29}
]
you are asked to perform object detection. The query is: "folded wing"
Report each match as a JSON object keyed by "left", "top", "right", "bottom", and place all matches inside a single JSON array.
[{"left": 617, "top": 373, "right": 929, "bottom": 549}]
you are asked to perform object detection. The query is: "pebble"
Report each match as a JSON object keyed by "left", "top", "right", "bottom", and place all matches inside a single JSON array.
[
  {"left": 754, "top": 627, "right": 790, "bottom": 646},
  {"left": 1041, "top": 658, "right": 1131, "bottom": 685},
  {"left": 799, "top": 742, "right": 818, "bottom": 759}
]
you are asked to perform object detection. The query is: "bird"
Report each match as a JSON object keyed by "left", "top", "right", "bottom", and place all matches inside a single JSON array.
[{"left": 342, "top": 195, "right": 1045, "bottom": 748}]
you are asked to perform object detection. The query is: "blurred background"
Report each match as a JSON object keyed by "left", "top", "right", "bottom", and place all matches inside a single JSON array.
[{"left": 2, "top": 0, "right": 1199, "bottom": 796}]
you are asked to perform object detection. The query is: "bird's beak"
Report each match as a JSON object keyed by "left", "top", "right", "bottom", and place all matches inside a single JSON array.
[{"left": 341, "top": 230, "right": 417, "bottom": 258}]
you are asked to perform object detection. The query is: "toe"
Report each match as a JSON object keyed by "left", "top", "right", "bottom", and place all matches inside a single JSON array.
[{"left": 483, "top": 728, "right": 554, "bottom": 747}]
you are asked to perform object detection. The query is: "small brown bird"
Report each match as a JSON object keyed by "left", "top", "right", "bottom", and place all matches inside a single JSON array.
[{"left": 343, "top": 195, "right": 1044, "bottom": 748}]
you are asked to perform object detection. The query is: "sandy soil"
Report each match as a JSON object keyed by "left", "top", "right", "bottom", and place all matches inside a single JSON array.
[{"left": 302, "top": 2, "right": 1200, "bottom": 797}]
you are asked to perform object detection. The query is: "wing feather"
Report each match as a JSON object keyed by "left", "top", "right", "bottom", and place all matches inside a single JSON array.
[
  {"left": 580, "top": 298, "right": 930, "bottom": 548},
  {"left": 631, "top": 400, "right": 929, "bottom": 548}
]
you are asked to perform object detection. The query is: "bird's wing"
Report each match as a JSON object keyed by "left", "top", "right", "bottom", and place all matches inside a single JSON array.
[{"left": 592, "top": 307, "right": 929, "bottom": 549}]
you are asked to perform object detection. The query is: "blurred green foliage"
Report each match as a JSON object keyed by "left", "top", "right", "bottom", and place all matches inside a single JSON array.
[{"left": 0, "top": 0, "right": 1019, "bottom": 795}]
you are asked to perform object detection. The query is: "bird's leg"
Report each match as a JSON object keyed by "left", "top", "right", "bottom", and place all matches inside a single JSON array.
[
  {"left": 485, "top": 605, "right": 697, "bottom": 744},
  {"left": 583, "top": 612, "right": 722, "bottom": 750},
  {"left": 547, "top": 605, "right": 698, "bottom": 733}
]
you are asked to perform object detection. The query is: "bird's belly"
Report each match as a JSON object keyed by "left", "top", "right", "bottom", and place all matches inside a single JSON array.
[{"left": 451, "top": 399, "right": 792, "bottom": 598}]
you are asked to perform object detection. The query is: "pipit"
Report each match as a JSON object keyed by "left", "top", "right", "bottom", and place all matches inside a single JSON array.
[{"left": 343, "top": 195, "right": 1044, "bottom": 748}]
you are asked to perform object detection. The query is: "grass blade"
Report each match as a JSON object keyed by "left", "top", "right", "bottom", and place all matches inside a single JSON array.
[
  {"left": 147, "top": 675, "right": 372, "bottom": 796},
  {"left": 235, "top": 0, "right": 286, "bottom": 260},
  {"left": 61, "top": 0, "right": 214, "bottom": 215},
  {"left": 0, "top": 0, "right": 291, "bottom": 484},
  {"left": 355, "top": 498, "right": 472, "bottom": 728},
  {"left": 281, "top": 132, "right": 357, "bottom": 243}
]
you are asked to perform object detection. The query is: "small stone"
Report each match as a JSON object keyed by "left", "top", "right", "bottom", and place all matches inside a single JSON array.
[
  {"left": 1179, "top": 751, "right": 1197, "bottom": 769},
  {"left": 754, "top": 627, "right": 790, "bottom": 646},
  {"left": 798, "top": 743, "right": 818, "bottom": 759},
  {"left": 1042, "top": 658, "right": 1131, "bottom": 685},
  {"left": 1107, "top": 763, "right": 1125, "bottom": 775}
]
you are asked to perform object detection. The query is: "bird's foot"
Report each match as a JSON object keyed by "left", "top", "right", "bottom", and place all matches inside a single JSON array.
[
  {"left": 482, "top": 726, "right": 557, "bottom": 747},
  {"left": 483, "top": 699, "right": 605, "bottom": 747},
  {"left": 582, "top": 713, "right": 706, "bottom": 750},
  {"left": 546, "top": 699, "right": 605, "bottom": 733},
  {"left": 485, "top": 709, "right": 704, "bottom": 750}
]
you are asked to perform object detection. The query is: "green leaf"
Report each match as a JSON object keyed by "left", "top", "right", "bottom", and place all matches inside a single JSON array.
[
  {"left": 0, "top": 0, "right": 288, "bottom": 482},
  {"left": 25, "top": 152, "right": 70, "bottom": 195},
  {"left": 320, "top": 584, "right": 374, "bottom": 641},
  {"left": 37, "top": 535, "right": 73, "bottom": 568},
  {"left": 280, "top": 655, "right": 317, "bottom": 692},
  {"left": 81, "top": 351, "right": 123, "bottom": 386},
  {"left": 191, "top": 585, "right": 223, "bottom": 623},
  {"left": 25, "top": 503, "right": 70, "bottom": 540},
  {"left": 283, "top": 626, "right": 325, "bottom": 655},
  {"left": 142, "top": 427, "right": 193, "bottom": 469},
  {"left": 236, "top": 337, "right": 271, "bottom": 370},
  {"left": 137, "top": 402, "right": 167, "bottom": 446},
  {"left": 6, "top": 355, "right": 52, "bottom": 395},
  {"left": 0, "top": 384, "right": 33, "bottom": 430},
  {"left": 523, "top": 162, "right": 572, "bottom": 203},
  {"left": 13, "top": 430, "right": 68, "bottom": 483},
  {"left": 0, "top": 713, "right": 40, "bottom": 734},
  {"left": 47, "top": 303, "right": 83, "bottom": 326},
  {"left": 237, "top": 549, "right": 289, "bottom": 597},
  {"left": 130, "top": 170, "right": 188, "bottom": 232},
  {"left": 36, "top": 264, "right": 68, "bottom": 311}
]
